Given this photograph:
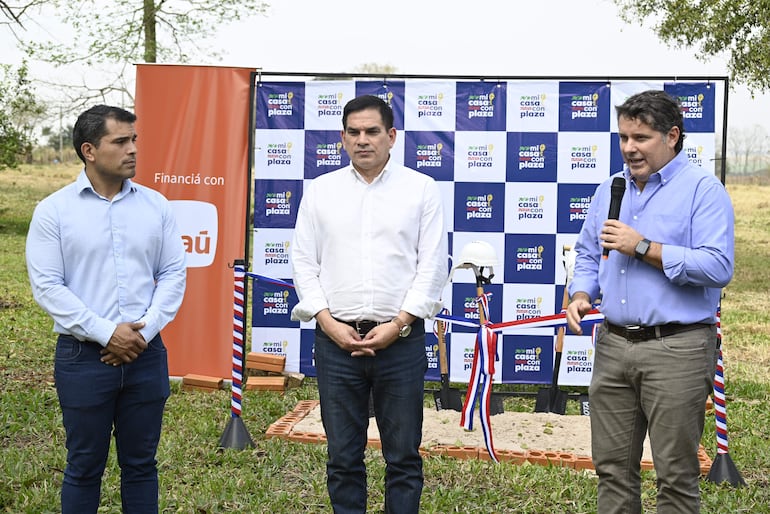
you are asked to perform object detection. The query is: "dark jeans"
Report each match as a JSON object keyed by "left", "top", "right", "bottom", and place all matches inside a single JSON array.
[
  {"left": 315, "top": 322, "right": 427, "bottom": 514},
  {"left": 55, "top": 334, "right": 170, "bottom": 514}
]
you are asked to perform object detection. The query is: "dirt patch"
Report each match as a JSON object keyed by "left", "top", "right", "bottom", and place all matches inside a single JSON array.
[{"left": 292, "top": 403, "right": 653, "bottom": 461}]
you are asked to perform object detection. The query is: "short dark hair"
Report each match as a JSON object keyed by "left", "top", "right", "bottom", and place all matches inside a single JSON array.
[
  {"left": 615, "top": 90, "right": 685, "bottom": 153},
  {"left": 342, "top": 95, "right": 394, "bottom": 130},
  {"left": 72, "top": 105, "right": 137, "bottom": 164}
]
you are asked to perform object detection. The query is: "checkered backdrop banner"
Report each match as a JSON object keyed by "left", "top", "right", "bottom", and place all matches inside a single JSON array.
[{"left": 248, "top": 77, "right": 719, "bottom": 386}]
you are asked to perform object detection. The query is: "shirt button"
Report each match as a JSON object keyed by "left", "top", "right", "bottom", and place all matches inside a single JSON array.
[{"left": 621, "top": 299, "right": 626, "bottom": 304}]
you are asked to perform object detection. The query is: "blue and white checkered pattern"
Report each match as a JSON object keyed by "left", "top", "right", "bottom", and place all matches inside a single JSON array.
[{"left": 250, "top": 78, "right": 717, "bottom": 386}]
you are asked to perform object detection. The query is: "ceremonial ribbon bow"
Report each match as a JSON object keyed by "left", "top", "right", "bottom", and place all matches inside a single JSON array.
[
  {"left": 460, "top": 293, "right": 500, "bottom": 462},
  {"left": 442, "top": 306, "right": 603, "bottom": 463}
]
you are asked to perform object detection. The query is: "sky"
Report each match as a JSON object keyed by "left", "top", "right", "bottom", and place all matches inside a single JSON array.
[
  {"left": 212, "top": 0, "right": 769, "bottom": 133},
  {"left": 2, "top": 0, "right": 768, "bottom": 133}
]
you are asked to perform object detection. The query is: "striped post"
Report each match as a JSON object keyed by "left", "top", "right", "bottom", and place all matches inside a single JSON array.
[
  {"left": 218, "top": 259, "right": 255, "bottom": 449},
  {"left": 231, "top": 262, "right": 246, "bottom": 418},
  {"left": 706, "top": 304, "right": 745, "bottom": 486}
]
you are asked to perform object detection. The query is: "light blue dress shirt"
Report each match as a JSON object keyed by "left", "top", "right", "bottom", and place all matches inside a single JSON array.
[
  {"left": 26, "top": 171, "right": 187, "bottom": 346},
  {"left": 568, "top": 151, "right": 734, "bottom": 326}
]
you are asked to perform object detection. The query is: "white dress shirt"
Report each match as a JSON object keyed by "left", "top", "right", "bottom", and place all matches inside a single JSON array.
[{"left": 291, "top": 161, "right": 447, "bottom": 322}]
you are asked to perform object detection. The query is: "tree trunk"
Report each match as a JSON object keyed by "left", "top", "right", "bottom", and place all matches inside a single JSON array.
[{"left": 143, "top": 0, "right": 157, "bottom": 63}]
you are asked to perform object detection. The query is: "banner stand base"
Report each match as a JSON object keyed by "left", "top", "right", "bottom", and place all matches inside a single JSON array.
[
  {"left": 706, "top": 453, "right": 746, "bottom": 487},
  {"left": 218, "top": 416, "right": 255, "bottom": 450}
]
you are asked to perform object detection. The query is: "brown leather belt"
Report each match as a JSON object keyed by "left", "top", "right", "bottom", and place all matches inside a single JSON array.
[{"left": 605, "top": 322, "right": 712, "bottom": 343}]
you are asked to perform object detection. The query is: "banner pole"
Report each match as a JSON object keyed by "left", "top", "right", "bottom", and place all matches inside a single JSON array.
[{"left": 218, "top": 259, "right": 255, "bottom": 449}]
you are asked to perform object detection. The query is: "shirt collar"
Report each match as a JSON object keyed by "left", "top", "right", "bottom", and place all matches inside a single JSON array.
[
  {"left": 348, "top": 156, "right": 393, "bottom": 185},
  {"left": 76, "top": 169, "right": 136, "bottom": 199},
  {"left": 656, "top": 151, "right": 689, "bottom": 185},
  {"left": 624, "top": 151, "right": 688, "bottom": 187}
]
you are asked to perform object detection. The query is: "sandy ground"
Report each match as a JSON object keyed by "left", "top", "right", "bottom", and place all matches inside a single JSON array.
[{"left": 292, "top": 404, "right": 653, "bottom": 461}]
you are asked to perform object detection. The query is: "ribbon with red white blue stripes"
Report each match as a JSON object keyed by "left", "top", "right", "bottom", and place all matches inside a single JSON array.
[
  {"left": 434, "top": 308, "right": 604, "bottom": 332},
  {"left": 444, "top": 305, "right": 603, "bottom": 462},
  {"left": 461, "top": 323, "right": 499, "bottom": 462},
  {"left": 460, "top": 293, "right": 500, "bottom": 462}
]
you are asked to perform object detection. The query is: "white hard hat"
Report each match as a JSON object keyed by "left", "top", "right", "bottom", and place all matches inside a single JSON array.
[{"left": 455, "top": 240, "right": 498, "bottom": 268}]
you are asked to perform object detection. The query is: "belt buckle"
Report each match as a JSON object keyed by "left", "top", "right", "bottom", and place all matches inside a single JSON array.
[
  {"left": 354, "top": 320, "right": 377, "bottom": 338},
  {"left": 624, "top": 325, "right": 645, "bottom": 343}
]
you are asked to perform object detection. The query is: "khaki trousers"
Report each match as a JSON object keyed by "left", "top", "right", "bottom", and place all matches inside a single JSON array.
[{"left": 589, "top": 323, "right": 717, "bottom": 514}]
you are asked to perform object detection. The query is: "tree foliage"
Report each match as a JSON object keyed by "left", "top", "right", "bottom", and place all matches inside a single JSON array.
[
  {"left": 19, "top": 0, "right": 267, "bottom": 108},
  {"left": 24, "top": 0, "right": 268, "bottom": 65},
  {"left": 0, "top": 62, "right": 46, "bottom": 169},
  {"left": 613, "top": 0, "right": 770, "bottom": 92},
  {"left": 0, "top": 0, "right": 44, "bottom": 28}
]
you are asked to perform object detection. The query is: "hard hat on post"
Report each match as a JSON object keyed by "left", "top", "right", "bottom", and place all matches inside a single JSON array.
[
  {"left": 448, "top": 240, "right": 498, "bottom": 284},
  {"left": 456, "top": 240, "right": 498, "bottom": 268}
]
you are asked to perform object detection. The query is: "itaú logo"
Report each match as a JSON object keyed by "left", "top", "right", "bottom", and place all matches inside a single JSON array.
[{"left": 170, "top": 200, "right": 218, "bottom": 268}]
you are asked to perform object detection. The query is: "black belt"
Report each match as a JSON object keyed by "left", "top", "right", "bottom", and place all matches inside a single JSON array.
[
  {"left": 605, "top": 322, "right": 712, "bottom": 342},
  {"left": 336, "top": 319, "right": 387, "bottom": 337}
]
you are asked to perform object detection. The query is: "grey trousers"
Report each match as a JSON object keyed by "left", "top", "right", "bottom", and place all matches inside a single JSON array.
[{"left": 589, "top": 323, "right": 717, "bottom": 514}]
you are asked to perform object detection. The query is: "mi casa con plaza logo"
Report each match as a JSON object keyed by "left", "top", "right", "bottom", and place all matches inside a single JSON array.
[
  {"left": 518, "top": 94, "right": 546, "bottom": 119},
  {"left": 466, "top": 92, "right": 496, "bottom": 119},
  {"left": 315, "top": 93, "right": 344, "bottom": 117},
  {"left": 267, "top": 91, "right": 295, "bottom": 118}
]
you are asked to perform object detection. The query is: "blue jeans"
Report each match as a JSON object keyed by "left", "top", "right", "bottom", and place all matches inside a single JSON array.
[
  {"left": 54, "top": 334, "right": 170, "bottom": 514},
  {"left": 315, "top": 322, "right": 427, "bottom": 514},
  {"left": 590, "top": 323, "right": 717, "bottom": 514}
]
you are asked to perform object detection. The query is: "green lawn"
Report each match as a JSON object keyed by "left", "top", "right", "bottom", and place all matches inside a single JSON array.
[{"left": 1, "top": 165, "right": 769, "bottom": 513}]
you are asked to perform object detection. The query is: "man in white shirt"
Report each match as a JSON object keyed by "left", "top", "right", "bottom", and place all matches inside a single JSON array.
[{"left": 291, "top": 95, "right": 447, "bottom": 513}]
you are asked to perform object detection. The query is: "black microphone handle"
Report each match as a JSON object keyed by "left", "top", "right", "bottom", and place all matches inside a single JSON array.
[{"left": 602, "top": 177, "right": 626, "bottom": 259}]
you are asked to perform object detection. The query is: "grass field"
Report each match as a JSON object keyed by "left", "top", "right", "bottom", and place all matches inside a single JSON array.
[{"left": 1, "top": 164, "right": 769, "bottom": 513}]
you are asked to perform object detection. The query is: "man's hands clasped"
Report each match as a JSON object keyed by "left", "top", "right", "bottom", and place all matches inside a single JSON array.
[
  {"left": 100, "top": 321, "right": 148, "bottom": 366},
  {"left": 319, "top": 318, "right": 401, "bottom": 358}
]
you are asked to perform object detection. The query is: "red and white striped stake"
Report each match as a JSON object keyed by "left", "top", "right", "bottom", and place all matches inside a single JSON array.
[
  {"left": 218, "top": 260, "right": 254, "bottom": 449},
  {"left": 713, "top": 310, "right": 728, "bottom": 454},
  {"left": 231, "top": 262, "right": 246, "bottom": 418},
  {"left": 706, "top": 304, "right": 745, "bottom": 486}
]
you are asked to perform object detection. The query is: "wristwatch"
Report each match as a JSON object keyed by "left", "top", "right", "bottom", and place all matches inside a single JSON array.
[
  {"left": 634, "top": 238, "right": 651, "bottom": 260},
  {"left": 391, "top": 317, "right": 412, "bottom": 338}
]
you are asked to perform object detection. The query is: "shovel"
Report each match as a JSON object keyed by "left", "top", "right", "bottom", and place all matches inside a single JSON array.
[
  {"left": 535, "top": 276, "right": 570, "bottom": 414},
  {"left": 433, "top": 319, "right": 463, "bottom": 411}
]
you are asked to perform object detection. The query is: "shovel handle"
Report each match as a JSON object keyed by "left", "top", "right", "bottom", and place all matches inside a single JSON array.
[
  {"left": 475, "top": 285, "right": 488, "bottom": 324},
  {"left": 555, "top": 285, "right": 570, "bottom": 353},
  {"left": 437, "top": 319, "right": 449, "bottom": 375}
]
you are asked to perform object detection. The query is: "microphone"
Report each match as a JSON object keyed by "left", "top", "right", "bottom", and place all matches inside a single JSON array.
[{"left": 602, "top": 176, "right": 626, "bottom": 260}]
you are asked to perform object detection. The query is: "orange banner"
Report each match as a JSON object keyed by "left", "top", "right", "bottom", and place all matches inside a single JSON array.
[{"left": 135, "top": 64, "right": 252, "bottom": 377}]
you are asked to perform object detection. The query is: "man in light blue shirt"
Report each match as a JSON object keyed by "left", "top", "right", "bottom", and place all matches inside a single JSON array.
[
  {"left": 566, "top": 91, "right": 734, "bottom": 513},
  {"left": 26, "top": 105, "right": 186, "bottom": 513}
]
